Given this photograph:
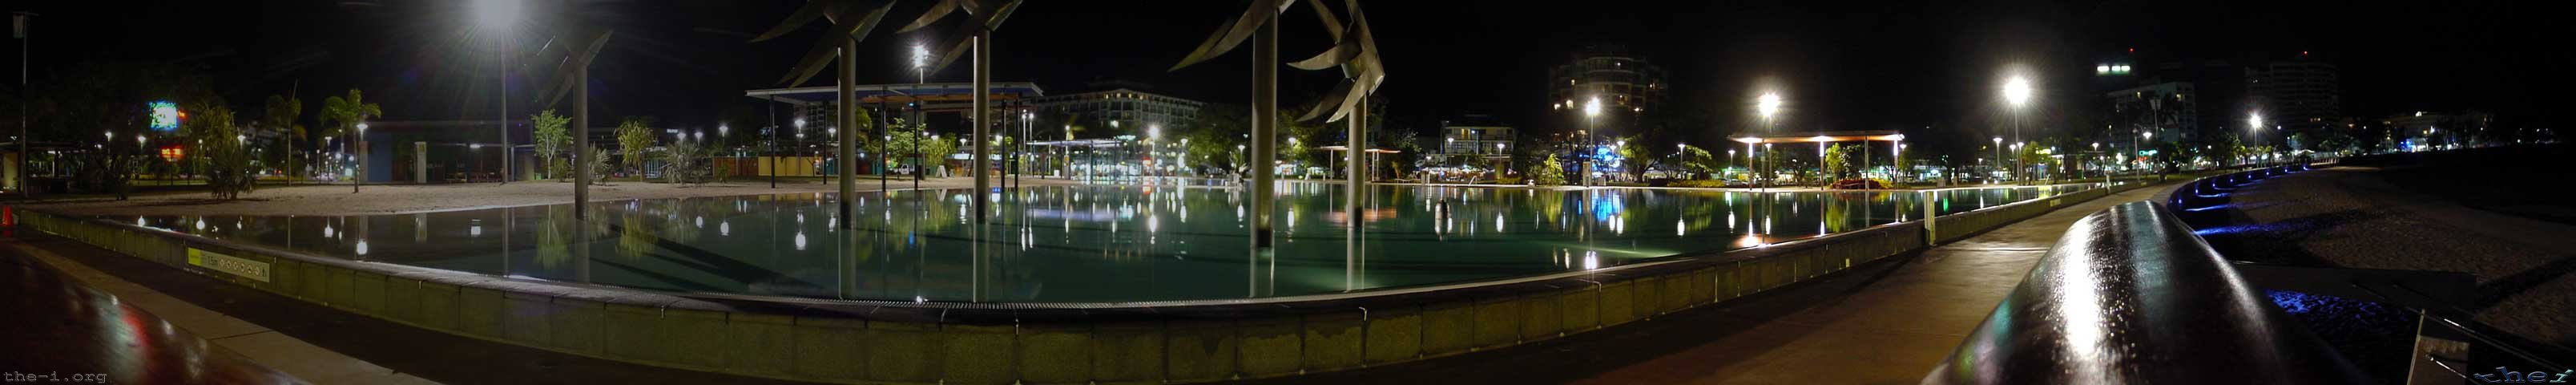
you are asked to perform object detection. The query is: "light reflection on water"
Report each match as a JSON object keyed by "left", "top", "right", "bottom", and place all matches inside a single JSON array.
[{"left": 113, "top": 183, "right": 2079, "bottom": 302}]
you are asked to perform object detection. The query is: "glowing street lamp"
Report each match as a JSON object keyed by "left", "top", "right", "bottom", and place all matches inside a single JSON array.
[
  {"left": 1756, "top": 92, "right": 1781, "bottom": 188},
  {"left": 1992, "top": 136, "right": 2003, "bottom": 182},
  {"left": 1582, "top": 97, "right": 1602, "bottom": 187},
  {"left": 913, "top": 43, "right": 933, "bottom": 76},
  {"left": 474, "top": 0, "right": 522, "bottom": 184},
  {"left": 354, "top": 122, "right": 369, "bottom": 193},
  {"left": 1757, "top": 93, "right": 1782, "bottom": 120},
  {"left": 2002, "top": 75, "right": 2032, "bottom": 182}
]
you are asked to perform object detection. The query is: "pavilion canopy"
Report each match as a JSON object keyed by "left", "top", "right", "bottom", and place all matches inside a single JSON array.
[
  {"left": 1729, "top": 130, "right": 1905, "bottom": 144},
  {"left": 744, "top": 82, "right": 1045, "bottom": 113}
]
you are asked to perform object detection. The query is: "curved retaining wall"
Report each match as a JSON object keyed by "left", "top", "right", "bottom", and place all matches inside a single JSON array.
[{"left": 2, "top": 182, "right": 2144, "bottom": 384}]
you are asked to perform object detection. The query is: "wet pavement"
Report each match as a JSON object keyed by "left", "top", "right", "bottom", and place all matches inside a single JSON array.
[
  {"left": 0, "top": 230, "right": 302, "bottom": 384},
  {"left": 1247, "top": 181, "right": 2180, "bottom": 384},
  {"left": 1, "top": 229, "right": 828, "bottom": 384}
]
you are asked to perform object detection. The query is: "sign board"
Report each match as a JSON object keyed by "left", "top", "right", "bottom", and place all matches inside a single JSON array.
[
  {"left": 149, "top": 101, "right": 181, "bottom": 132},
  {"left": 187, "top": 248, "right": 271, "bottom": 282}
]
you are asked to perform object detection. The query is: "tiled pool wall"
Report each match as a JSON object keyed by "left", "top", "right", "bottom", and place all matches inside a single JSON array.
[{"left": 3, "top": 182, "right": 2142, "bottom": 384}]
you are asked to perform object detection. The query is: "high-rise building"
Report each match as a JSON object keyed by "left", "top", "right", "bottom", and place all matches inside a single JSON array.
[
  {"left": 1024, "top": 87, "right": 1205, "bottom": 135},
  {"left": 1548, "top": 44, "right": 1664, "bottom": 124},
  {"left": 2093, "top": 49, "right": 2251, "bottom": 148},
  {"left": 2245, "top": 58, "right": 2341, "bottom": 132},
  {"left": 1434, "top": 114, "right": 1514, "bottom": 168},
  {"left": 2105, "top": 82, "right": 2199, "bottom": 143}
]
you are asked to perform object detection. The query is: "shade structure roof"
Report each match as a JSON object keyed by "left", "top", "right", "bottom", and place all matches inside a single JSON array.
[
  {"left": 745, "top": 83, "right": 1046, "bottom": 113},
  {"left": 1316, "top": 145, "right": 1403, "bottom": 153},
  {"left": 1729, "top": 130, "right": 1906, "bottom": 144}
]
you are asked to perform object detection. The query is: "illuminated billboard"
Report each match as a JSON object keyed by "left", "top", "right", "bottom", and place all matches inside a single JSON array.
[{"left": 149, "top": 101, "right": 181, "bottom": 132}]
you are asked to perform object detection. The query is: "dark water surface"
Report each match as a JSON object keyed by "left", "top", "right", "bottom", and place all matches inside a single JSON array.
[{"left": 110, "top": 183, "right": 2080, "bottom": 302}]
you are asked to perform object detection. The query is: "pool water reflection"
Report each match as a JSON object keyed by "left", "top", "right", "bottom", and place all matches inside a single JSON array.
[{"left": 115, "top": 183, "right": 2083, "bottom": 302}]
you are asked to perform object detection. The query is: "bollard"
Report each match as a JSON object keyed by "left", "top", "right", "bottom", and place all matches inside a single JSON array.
[{"left": 1921, "top": 190, "right": 1938, "bottom": 245}]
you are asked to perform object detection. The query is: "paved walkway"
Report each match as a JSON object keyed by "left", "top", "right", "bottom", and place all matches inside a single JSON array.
[
  {"left": 2, "top": 234, "right": 307, "bottom": 384},
  {"left": 1255, "top": 182, "right": 2179, "bottom": 384},
  {"left": 0, "top": 229, "right": 828, "bottom": 384}
]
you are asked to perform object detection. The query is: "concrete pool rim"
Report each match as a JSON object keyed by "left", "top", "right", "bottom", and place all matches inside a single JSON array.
[{"left": 2, "top": 180, "right": 2149, "bottom": 383}]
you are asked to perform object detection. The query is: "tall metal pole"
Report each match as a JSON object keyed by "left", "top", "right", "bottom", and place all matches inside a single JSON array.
[
  {"left": 837, "top": 39, "right": 857, "bottom": 229},
  {"left": 911, "top": 104, "right": 920, "bottom": 191},
  {"left": 500, "top": 43, "right": 510, "bottom": 184},
  {"left": 768, "top": 95, "right": 776, "bottom": 188},
  {"left": 1250, "top": 18, "right": 1277, "bottom": 251},
  {"left": 1760, "top": 115, "right": 1772, "bottom": 189},
  {"left": 1344, "top": 91, "right": 1368, "bottom": 288},
  {"left": 574, "top": 65, "right": 590, "bottom": 219},
  {"left": 877, "top": 101, "right": 888, "bottom": 192},
  {"left": 1582, "top": 117, "right": 1594, "bottom": 187},
  {"left": 15, "top": 12, "right": 28, "bottom": 199},
  {"left": 971, "top": 33, "right": 990, "bottom": 223},
  {"left": 353, "top": 124, "right": 365, "bottom": 193}
]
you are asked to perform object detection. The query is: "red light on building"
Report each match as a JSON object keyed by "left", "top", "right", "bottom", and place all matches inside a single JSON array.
[{"left": 159, "top": 146, "right": 186, "bottom": 162}]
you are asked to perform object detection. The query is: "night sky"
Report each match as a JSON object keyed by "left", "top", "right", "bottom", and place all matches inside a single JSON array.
[{"left": 6, "top": 0, "right": 2566, "bottom": 148}]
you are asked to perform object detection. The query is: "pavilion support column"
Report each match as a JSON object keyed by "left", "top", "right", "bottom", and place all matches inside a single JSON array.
[
  {"left": 1250, "top": 17, "right": 1277, "bottom": 252},
  {"left": 877, "top": 101, "right": 889, "bottom": 192},
  {"left": 1344, "top": 92, "right": 1368, "bottom": 291},
  {"left": 971, "top": 32, "right": 990, "bottom": 224},
  {"left": 573, "top": 65, "right": 589, "bottom": 220},
  {"left": 837, "top": 38, "right": 857, "bottom": 229}
]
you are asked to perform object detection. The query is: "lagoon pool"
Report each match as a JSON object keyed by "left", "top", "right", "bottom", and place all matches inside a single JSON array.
[{"left": 111, "top": 182, "right": 2084, "bottom": 302}]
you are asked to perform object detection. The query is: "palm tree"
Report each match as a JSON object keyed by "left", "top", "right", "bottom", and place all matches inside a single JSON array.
[
  {"left": 320, "top": 89, "right": 381, "bottom": 190},
  {"left": 261, "top": 94, "right": 304, "bottom": 185}
]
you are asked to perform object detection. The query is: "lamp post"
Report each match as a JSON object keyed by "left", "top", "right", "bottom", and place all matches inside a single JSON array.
[
  {"left": 16, "top": 11, "right": 32, "bottom": 198},
  {"left": 1147, "top": 124, "right": 1160, "bottom": 180},
  {"left": 474, "top": 0, "right": 520, "bottom": 184},
  {"left": 1991, "top": 136, "right": 2002, "bottom": 184},
  {"left": 1757, "top": 92, "right": 1781, "bottom": 189},
  {"left": 2002, "top": 75, "right": 2031, "bottom": 184},
  {"left": 2141, "top": 130, "right": 2153, "bottom": 173},
  {"left": 353, "top": 122, "right": 368, "bottom": 193},
  {"left": 2247, "top": 112, "right": 2264, "bottom": 167},
  {"left": 1582, "top": 97, "right": 1601, "bottom": 187}
]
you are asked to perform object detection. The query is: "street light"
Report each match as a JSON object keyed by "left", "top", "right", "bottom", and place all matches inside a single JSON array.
[
  {"left": 354, "top": 122, "right": 369, "bottom": 193},
  {"left": 1756, "top": 92, "right": 1780, "bottom": 188},
  {"left": 2247, "top": 112, "right": 2265, "bottom": 165},
  {"left": 1582, "top": 96, "right": 1602, "bottom": 187},
  {"left": 910, "top": 43, "right": 930, "bottom": 83},
  {"left": 474, "top": 0, "right": 522, "bottom": 184},
  {"left": 2002, "top": 75, "right": 2031, "bottom": 182},
  {"left": 1992, "top": 136, "right": 2003, "bottom": 183}
]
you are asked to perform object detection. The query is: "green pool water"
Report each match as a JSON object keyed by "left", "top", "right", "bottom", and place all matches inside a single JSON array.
[{"left": 116, "top": 182, "right": 2082, "bottom": 302}]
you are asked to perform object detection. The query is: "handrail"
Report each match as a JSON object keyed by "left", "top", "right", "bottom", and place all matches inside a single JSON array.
[{"left": 1923, "top": 201, "right": 2368, "bottom": 384}]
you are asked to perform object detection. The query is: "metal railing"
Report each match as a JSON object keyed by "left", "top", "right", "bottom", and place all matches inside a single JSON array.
[{"left": 1923, "top": 201, "right": 2369, "bottom": 384}]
